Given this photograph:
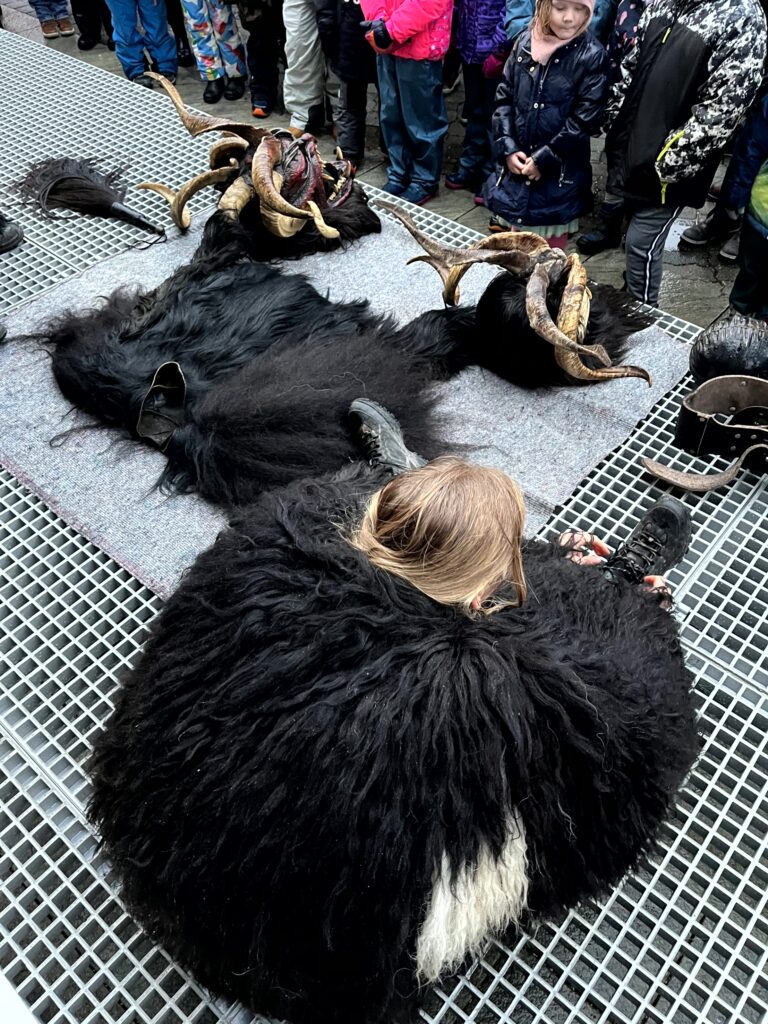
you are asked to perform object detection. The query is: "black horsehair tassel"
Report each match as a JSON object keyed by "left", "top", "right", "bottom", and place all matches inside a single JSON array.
[{"left": 17, "top": 157, "right": 163, "bottom": 235}]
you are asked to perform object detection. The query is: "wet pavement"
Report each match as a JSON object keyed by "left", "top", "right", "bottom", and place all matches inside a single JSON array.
[{"left": 14, "top": 22, "right": 738, "bottom": 326}]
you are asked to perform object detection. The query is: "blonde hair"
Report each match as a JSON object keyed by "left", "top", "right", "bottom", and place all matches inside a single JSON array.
[
  {"left": 348, "top": 457, "right": 527, "bottom": 616},
  {"left": 535, "top": 0, "right": 590, "bottom": 35}
]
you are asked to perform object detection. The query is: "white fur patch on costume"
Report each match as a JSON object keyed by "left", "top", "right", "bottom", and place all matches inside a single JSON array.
[{"left": 415, "top": 813, "right": 528, "bottom": 982}]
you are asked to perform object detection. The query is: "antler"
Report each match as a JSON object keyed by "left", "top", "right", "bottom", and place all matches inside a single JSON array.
[
  {"left": 137, "top": 166, "right": 239, "bottom": 230},
  {"left": 554, "top": 255, "right": 652, "bottom": 384},
  {"left": 381, "top": 202, "right": 651, "bottom": 384},
  {"left": 146, "top": 72, "right": 268, "bottom": 146}
]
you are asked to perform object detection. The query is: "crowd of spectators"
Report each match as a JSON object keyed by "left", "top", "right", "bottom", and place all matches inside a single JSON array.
[{"left": 2, "top": 0, "right": 768, "bottom": 315}]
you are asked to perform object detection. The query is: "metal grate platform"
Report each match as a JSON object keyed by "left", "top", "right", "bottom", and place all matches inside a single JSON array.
[
  {"left": 1, "top": 30, "right": 766, "bottom": 1024},
  {"left": 0, "top": 31, "right": 213, "bottom": 316}
]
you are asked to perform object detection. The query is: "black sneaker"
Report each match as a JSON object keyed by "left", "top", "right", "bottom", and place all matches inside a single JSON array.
[
  {"left": 0, "top": 213, "right": 24, "bottom": 254},
  {"left": 131, "top": 73, "right": 155, "bottom": 89},
  {"left": 602, "top": 497, "right": 692, "bottom": 585},
  {"left": 349, "top": 399, "right": 427, "bottom": 476}
]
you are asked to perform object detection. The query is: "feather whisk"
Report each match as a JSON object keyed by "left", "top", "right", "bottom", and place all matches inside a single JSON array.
[{"left": 17, "top": 157, "right": 164, "bottom": 235}]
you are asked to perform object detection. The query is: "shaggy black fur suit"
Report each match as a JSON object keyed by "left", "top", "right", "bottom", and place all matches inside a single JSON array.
[
  {"left": 89, "top": 466, "right": 699, "bottom": 1024},
  {"left": 44, "top": 213, "right": 647, "bottom": 508}
]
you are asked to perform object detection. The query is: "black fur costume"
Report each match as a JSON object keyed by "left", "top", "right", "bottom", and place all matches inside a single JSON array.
[
  {"left": 89, "top": 466, "right": 699, "bottom": 1024},
  {"left": 44, "top": 216, "right": 648, "bottom": 507}
]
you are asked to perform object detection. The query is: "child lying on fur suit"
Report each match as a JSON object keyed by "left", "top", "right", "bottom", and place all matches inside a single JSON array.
[{"left": 89, "top": 415, "right": 699, "bottom": 1024}]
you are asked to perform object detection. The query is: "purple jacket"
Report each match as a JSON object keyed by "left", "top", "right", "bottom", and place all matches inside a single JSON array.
[{"left": 456, "top": 0, "right": 507, "bottom": 65}]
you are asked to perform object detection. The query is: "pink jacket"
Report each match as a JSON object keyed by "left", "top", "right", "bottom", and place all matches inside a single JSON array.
[{"left": 360, "top": 0, "right": 452, "bottom": 61}]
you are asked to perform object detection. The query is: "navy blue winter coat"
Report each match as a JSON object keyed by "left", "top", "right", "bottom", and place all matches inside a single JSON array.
[{"left": 484, "top": 29, "right": 609, "bottom": 226}]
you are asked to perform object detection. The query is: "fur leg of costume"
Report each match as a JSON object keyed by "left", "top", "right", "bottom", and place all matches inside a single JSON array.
[
  {"left": 88, "top": 467, "right": 699, "bottom": 1024},
  {"left": 38, "top": 214, "right": 650, "bottom": 506}
]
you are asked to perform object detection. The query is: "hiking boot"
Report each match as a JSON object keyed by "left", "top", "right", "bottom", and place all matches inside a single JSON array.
[
  {"left": 602, "top": 497, "right": 692, "bottom": 586},
  {"left": 719, "top": 228, "right": 741, "bottom": 262},
  {"left": 576, "top": 202, "right": 624, "bottom": 256},
  {"left": 0, "top": 213, "right": 24, "bottom": 254},
  {"left": 679, "top": 208, "right": 739, "bottom": 248},
  {"left": 349, "top": 398, "right": 427, "bottom": 476}
]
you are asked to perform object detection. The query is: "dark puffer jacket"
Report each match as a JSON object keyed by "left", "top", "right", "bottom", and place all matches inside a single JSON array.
[
  {"left": 484, "top": 29, "right": 609, "bottom": 226},
  {"left": 605, "top": 0, "right": 767, "bottom": 208},
  {"left": 314, "top": 0, "right": 376, "bottom": 82},
  {"left": 456, "top": 0, "right": 507, "bottom": 65}
]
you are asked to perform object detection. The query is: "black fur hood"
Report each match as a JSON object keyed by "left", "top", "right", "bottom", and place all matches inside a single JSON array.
[{"left": 89, "top": 468, "right": 698, "bottom": 1024}]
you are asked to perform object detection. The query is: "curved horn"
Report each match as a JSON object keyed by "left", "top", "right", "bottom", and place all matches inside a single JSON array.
[
  {"left": 146, "top": 72, "right": 268, "bottom": 145},
  {"left": 208, "top": 136, "right": 249, "bottom": 169},
  {"left": 440, "top": 232, "right": 560, "bottom": 305},
  {"left": 217, "top": 174, "right": 256, "bottom": 217},
  {"left": 554, "top": 255, "right": 652, "bottom": 384},
  {"left": 379, "top": 203, "right": 563, "bottom": 305},
  {"left": 136, "top": 166, "right": 237, "bottom": 230},
  {"left": 526, "top": 266, "right": 612, "bottom": 365},
  {"left": 306, "top": 200, "right": 340, "bottom": 240},
  {"left": 251, "top": 135, "right": 313, "bottom": 220}
]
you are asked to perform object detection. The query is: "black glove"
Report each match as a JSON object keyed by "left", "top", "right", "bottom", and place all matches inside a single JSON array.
[{"left": 360, "top": 18, "right": 393, "bottom": 52}]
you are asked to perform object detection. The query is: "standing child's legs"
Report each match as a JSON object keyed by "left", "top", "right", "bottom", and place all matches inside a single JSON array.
[
  {"left": 28, "top": 0, "right": 70, "bottom": 29},
  {"left": 447, "top": 62, "right": 495, "bottom": 191},
  {"left": 377, "top": 54, "right": 410, "bottom": 193},
  {"left": 624, "top": 202, "right": 683, "bottom": 305},
  {"left": 283, "top": 0, "right": 327, "bottom": 130},
  {"left": 729, "top": 219, "right": 768, "bottom": 319},
  {"left": 105, "top": 0, "right": 148, "bottom": 79},
  {"left": 336, "top": 80, "right": 370, "bottom": 166},
  {"left": 547, "top": 233, "right": 569, "bottom": 250},
  {"left": 239, "top": 0, "right": 283, "bottom": 114},
  {"left": 396, "top": 58, "right": 448, "bottom": 204},
  {"left": 135, "top": 0, "right": 177, "bottom": 75}
]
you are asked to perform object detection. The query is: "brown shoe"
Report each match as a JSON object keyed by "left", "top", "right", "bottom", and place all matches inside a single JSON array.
[
  {"left": 40, "top": 19, "right": 59, "bottom": 37},
  {"left": 57, "top": 17, "right": 75, "bottom": 34}
]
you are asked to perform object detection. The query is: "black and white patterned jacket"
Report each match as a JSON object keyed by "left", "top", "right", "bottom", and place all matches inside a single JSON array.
[{"left": 605, "top": 0, "right": 767, "bottom": 207}]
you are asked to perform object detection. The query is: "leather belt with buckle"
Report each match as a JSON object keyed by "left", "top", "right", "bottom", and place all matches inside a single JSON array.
[{"left": 642, "top": 375, "right": 768, "bottom": 492}]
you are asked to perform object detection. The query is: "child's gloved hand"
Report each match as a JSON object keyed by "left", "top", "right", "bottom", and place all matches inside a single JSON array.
[
  {"left": 482, "top": 51, "right": 506, "bottom": 79},
  {"left": 360, "top": 19, "right": 395, "bottom": 53}
]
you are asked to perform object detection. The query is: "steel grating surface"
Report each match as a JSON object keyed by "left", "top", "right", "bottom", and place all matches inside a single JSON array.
[
  {"left": 0, "top": 35, "right": 766, "bottom": 1018},
  {"left": 0, "top": 31, "right": 214, "bottom": 315},
  {"left": 2, "top": 398, "right": 767, "bottom": 1024}
]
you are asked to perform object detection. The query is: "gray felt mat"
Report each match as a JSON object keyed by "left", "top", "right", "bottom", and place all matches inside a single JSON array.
[{"left": 0, "top": 215, "right": 690, "bottom": 594}]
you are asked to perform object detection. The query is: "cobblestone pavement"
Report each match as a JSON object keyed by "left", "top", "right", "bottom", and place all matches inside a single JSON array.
[{"left": 6, "top": 20, "right": 737, "bottom": 326}]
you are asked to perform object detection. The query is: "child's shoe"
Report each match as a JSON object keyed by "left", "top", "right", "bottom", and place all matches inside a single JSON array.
[
  {"left": 444, "top": 170, "right": 480, "bottom": 192},
  {"left": 57, "top": 17, "right": 75, "bottom": 35},
  {"left": 40, "top": 19, "right": 59, "bottom": 37},
  {"left": 400, "top": 184, "right": 438, "bottom": 206},
  {"left": 381, "top": 179, "right": 407, "bottom": 196}
]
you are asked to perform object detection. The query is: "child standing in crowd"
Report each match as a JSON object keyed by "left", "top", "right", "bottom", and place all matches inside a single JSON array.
[
  {"left": 28, "top": 0, "right": 75, "bottom": 37},
  {"left": 504, "top": 0, "right": 616, "bottom": 42},
  {"left": 576, "top": 0, "right": 645, "bottom": 255},
  {"left": 360, "top": 0, "right": 453, "bottom": 204},
  {"left": 104, "top": 0, "right": 178, "bottom": 86},
  {"left": 180, "top": 0, "right": 248, "bottom": 103},
  {"left": 315, "top": 0, "right": 377, "bottom": 166},
  {"left": 444, "top": 0, "right": 507, "bottom": 203},
  {"left": 719, "top": 93, "right": 768, "bottom": 318},
  {"left": 484, "top": 0, "right": 609, "bottom": 249}
]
